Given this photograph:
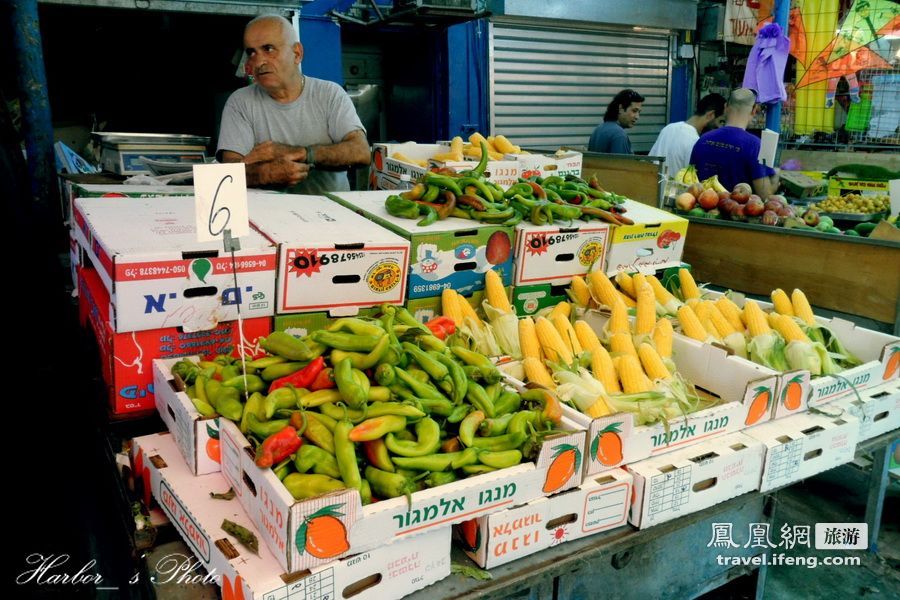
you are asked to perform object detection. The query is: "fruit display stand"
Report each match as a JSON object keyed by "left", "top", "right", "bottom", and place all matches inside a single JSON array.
[{"left": 680, "top": 216, "right": 900, "bottom": 332}]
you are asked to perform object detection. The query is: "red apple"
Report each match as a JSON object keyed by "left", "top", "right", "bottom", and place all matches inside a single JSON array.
[
  {"left": 733, "top": 182, "right": 753, "bottom": 196},
  {"left": 718, "top": 191, "right": 730, "bottom": 201},
  {"left": 745, "top": 197, "right": 765, "bottom": 217},
  {"left": 731, "top": 204, "right": 747, "bottom": 220},
  {"left": 776, "top": 205, "right": 795, "bottom": 218},
  {"left": 731, "top": 191, "right": 749, "bottom": 204},
  {"left": 764, "top": 198, "right": 785, "bottom": 212},
  {"left": 675, "top": 192, "right": 697, "bottom": 211},
  {"left": 698, "top": 188, "right": 720, "bottom": 210},
  {"left": 768, "top": 194, "right": 787, "bottom": 204},
  {"left": 687, "top": 183, "right": 704, "bottom": 199},
  {"left": 720, "top": 199, "right": 738, "bottom": 215},
  {"left": 761, "top": 210, "right": 780, "bottom": 226}
]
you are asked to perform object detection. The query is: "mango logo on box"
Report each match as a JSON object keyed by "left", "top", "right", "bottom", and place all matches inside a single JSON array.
[{"left": 367, "top": 260, "right": 401, "bottom": 294}]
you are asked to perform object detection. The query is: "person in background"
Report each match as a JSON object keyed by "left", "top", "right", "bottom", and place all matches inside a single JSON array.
[
  {"left": 587, "top": 89, "right": 645, "bottom": 154},
  {"left": 689, "top": 88, "right": 778, "bottom": 198},
  {"left": 649, "top": 93, "right": 726, "bottom": 177},
  {"left": 217, "top": 15, "right": 370, "bottom": 194}
]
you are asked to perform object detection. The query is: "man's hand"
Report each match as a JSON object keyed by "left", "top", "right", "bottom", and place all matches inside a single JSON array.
[
  {"left": 255, "top": 158, "right": 310, "bottom": 186},
  {"left": 244, "top": 141, "right": 305, "bottom": 164}
]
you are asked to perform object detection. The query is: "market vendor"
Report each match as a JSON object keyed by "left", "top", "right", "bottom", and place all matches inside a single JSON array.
[
  {"left": 587, "top": 89, "right": 644, "bottom": 154},
  {"left": 649, "top": 93, "right": 726, "bottom": 177},
  {"left": 217, "top": 15, "right": 370, "bottom": 194},
  {"left": 688, "top": 88, "right": 778, "bottom": 198}
]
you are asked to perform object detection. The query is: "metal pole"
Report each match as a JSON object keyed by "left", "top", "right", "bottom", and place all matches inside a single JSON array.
[
  {"left": 765, "top": 0, "right": 790, "bottom": 133},
  {"left": 10, "top": 0, "right": 56, "bottom": 211}
]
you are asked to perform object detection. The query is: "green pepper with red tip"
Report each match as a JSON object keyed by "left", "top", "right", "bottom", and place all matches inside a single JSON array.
[{"left": 255, "top": 425, "right": 303, "bottom": 468}]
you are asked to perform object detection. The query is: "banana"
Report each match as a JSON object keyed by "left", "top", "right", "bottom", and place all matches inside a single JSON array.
[
  {"left": 688, "top": 166, "right": 699, "bottom": 184},
  {"left": 709, "top": 175, "right": 728, "bottom": 194},
  {"left": 674, "top": 167, "right": 689, "bottom": 184}
]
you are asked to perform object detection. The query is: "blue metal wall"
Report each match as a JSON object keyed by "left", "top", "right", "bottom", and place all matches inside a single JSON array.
[
  {"left": 300, "top": 0, "right": 357, "bottom": 84},
  {"left": 444, "top": 18, "right": 489, "bottom": 138}
]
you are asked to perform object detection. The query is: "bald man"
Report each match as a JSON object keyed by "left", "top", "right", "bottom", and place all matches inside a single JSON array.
[
  {"left": 689, "top": 88, "right": 778, "bottom": 198},
  {"left": 217, "top": 15, "right": 370, "bottom": 194}
]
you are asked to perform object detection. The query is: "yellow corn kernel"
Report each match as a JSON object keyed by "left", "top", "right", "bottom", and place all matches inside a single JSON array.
[
  {"left": 677, "top": 305, "right": 708, "bottom": 342},
  {"left": 590, "top": 345, "right": 621, "bottom": 393},
  {"left": 493, "top": 134, "right": 518, "bottom": 155},
  {"left": 549, "top": 301, "right": 571, "bottom": 321},
  {"left": 767, "top": 311, "right": 781, "bottom": 329},
  {"left": 390, "top": 152, "right": 428, "bottom": 167},
  {"left": 587, "top": 271, "right": 620, "bottom": 309},
  {"left": 441, "top": 288, "right": 463, "bottom": 325},
  {"left": 679, "top": 268, "right": 701, "bottom": 300},
  {"left": 771, "top": 288, "right": 794, "bottom": 316},
  {"left": 574, "top": 320, "right": 602, "bottom": 353},
  {"left": 568, "top": 276, "right": 591, "bottom": 307},
  {"left": 653, "top": 318, "right": 674, "bottom": 358},
  {"left": 535, "top": 317, "right": 574, "bottom": 365},
  {"left": 744, "top": 300, "right": 771, "bottom": 337},
  {"left": 485, "top": 269, "right": 512, "bottom": 314},
  {"left": 523, "top": 357, "right": 556, "bottom": 389},
  {"left": 519, "top": 317, "right": 542, "bottom": 360},
  {"left": 552, "top": 314, "right": 583, "bottom": 356},
  {"left": 701, "top": 316, "right": 721, "bottom": 340},
  {"left": 617, "top": 355, "right": 653, "bottom": 394},
  {"left": 635, "top": 284, "right": 656, "bottom": 335},
  {"left": 609, "top": 332, "right": 639, "bottom": 359},
  {"left": 615, "top": 272, "right": 636, "bottom": 299},
  {"left": 791, "top": 289, "right": 816, "bottom": 326},
  {"left": 586, "top": 397, "right": 612, "bottom": 419},
  {"left": 773, "top": 314, "right": 810, "bottom": 343},
  {"left": 694, "top": 301, "right": 711, "bottom": 324},
  {"left": 431, "top": 150, "right": 464, "bottom": 162},
  {"left": 631, "top": 272, "right": 649, "bottom": 296},
  {"left": 707, "top": 303, "right": 736, "bottom": 337},
  {"left": 457, "top": 294, "right": 482, "bottom": 326},
  {"left": 609, "top": 299, "right": 631, "bottom": 335},
  {"left": 618, "top": 291, "right": 637, "bottom": 308},
  {"left": 638, "top": 343, "right": 671, "bottom": 380},
  {"left": 648, "top": 276, "right": 678, "bottom": 308},
  {"left": 716, "top": 297, "right": 746, "bottom": 332}
]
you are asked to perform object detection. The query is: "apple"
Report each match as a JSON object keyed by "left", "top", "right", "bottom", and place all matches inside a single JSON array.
[
  {"left": 718, "top": 191, "right": 730, "bottom": 201},
  {"left": 731, "top": 204, "right": 747, "bottom": 220},
  {"left": 768, "top": 194, "right": 787, "bottom": 205},
  {"left": 802, "top": 208, "right": 820, "bottom": 227},
  {"left": 687, "top": 183, "right": 704, "bottom": 199},
  {"left": 745, "top": 197, "right": 765, "bottom": 217},
  {"left": 720, "top": 199, "right": 738, "bottom": 215},
  {"left": 776, "top": 205, "right": 795, "bottom": 218},
  {"left": 698, "top": 188, "right": 720, "bottom": 210},
  {"left": 733, "top": 182, "right": 753, "bottom": 196},
  {"left": 706, "top": 208, "right": 721, "bottom": 219},
  {"left": 676, "top": 192, "right": 697, "bottom": 211},
  {"left": 764, "top": 198, "right": 785, "bottom": 213},
  {"left": 761, "top": 210, "right": 780, "bottom": 226}
]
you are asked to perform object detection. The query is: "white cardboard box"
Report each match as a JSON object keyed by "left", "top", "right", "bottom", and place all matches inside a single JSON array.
[
  {"left": 515, "top": 151, "right": 583, "bottom": 180},
  {"left": 744, "top": 411, "right": 860, "bottom": 493},
  {"left": 73, "top": 196, "right": 277, "bottom": 333},
  {"left": 459, "top": 469, "right": 632, "bottom": 568},
  {"left": 568, "top": 310, "right": 780, "bottom": 478},
  {"left": 603, "top": 200, "right": 689, "bottom": 276},
  {"left": 831, "top": 379, "right": 900, "bottom": 442},
  {"left": 219, "top": 416, "right": 586, "bottom": 572},
  {"left": 513, "top": 221, "right": 611, "bottom": 286},
  {"left": 64, "top": 182, "right": 195, "bottom": 226},
  {"left": 371, "top": 142, "right": 443, "bottom": 181},
  {"left": 248, "top": 193, "right": 410, "bottom": 314},
  {"left": 628, "top": 432, "right": 766, "bottom": 529},
  {"left": 132, "top": 432, "right": 451, "bottom": 600}
]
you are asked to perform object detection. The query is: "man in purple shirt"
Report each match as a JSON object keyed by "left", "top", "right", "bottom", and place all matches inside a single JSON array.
[{"left": 689, "top": 88, "right": 778, "bottom": 198}]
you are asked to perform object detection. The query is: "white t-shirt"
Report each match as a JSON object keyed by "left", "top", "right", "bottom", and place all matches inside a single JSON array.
[{"left": 649, "top": 121, "right": 699, "bottom": 177}]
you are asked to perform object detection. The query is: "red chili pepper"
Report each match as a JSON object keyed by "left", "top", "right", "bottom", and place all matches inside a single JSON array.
[
  {"left": 269, "top": 356, "right": 325, "bottom": 393},
  {"left": 425, "top": 316, "right": 456, "bottom": 340},
  {"left": 255, "top": 426, "right": 303, "bottom": 468},
  {"left": 309, "top": 367, "right": 336, "bottom": 391},
  {"left": 526, "top": 181, "right": 547, "bottom": 199}
]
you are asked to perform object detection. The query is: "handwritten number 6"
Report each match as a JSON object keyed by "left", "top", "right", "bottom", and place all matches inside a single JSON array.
[{"left": 208, "top": 175, "right": 233, "bottom": 237}]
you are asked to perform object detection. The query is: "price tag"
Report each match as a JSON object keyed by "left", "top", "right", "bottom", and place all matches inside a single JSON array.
[{"left": 193, "top": 163, "right": 249, "bottom": 242}]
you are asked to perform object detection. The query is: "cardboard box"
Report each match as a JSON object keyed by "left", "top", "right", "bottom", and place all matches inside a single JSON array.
[
  {"left": 73, "top": 196, "right": 277, "bottom": 333},
  {"left": 515, "top": 151, "right": 583, "bottom": 180},
  {"left": 745, "top": 410, "right": 859, "bottom": 493},
  {"left": 433, "top": 157, "right": 521, "bottom": 189},
  {"left": 513, "top": 221, "right": 611, "bottom": 286},
  {"left": 566, "top": 310, "right": 780, "bottom": 477},
  {"left": 779, "top": 171, "right": 827, "bottom": 199},
  {"left": 827, "top": 177, "right": 889, "bottom": 197},
  {"left": 404, "top": 288, "right": 512, "bottom": 324},
  {"left": 458, "top": 469, "right": 632, "bottom": 568},
  {"left": 273, "top": 306, "right": 383, "bottom": 337},
  {"left": 248, "top": 193, "right": 410, "bottom": 314},
  {"left": 63, "top": 181, "right": 194, "bottom": 226},
  {"left": 628, "top": 433, "right": 765, "bottom": 529},
  {"left": 78, "top": 266, "right": 271, "bottom": 416},
  {"left": 328, "top": 190, "right": 514, "bottom": 300},
  {"left": 132, "top": 433, "right": 451, "bottom": 600},
  {"left": 603, "top": 200, "right": 689, "bottom": 276},
  {"left": 371, "top": 142, "right": 443, "bottom": 181},
  {"left": 831, "top": 379, "right": 900, "bottom": 442},
  {"left": 218, "top": 416, "right": 586, "bottom": 572},
  {"left": 511, "top": 283, "right": 570, "bottom": 316}
]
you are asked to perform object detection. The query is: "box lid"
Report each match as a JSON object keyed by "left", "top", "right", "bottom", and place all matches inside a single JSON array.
[{"left": 73, "top": 184, "right": 195, "bottom": 196}]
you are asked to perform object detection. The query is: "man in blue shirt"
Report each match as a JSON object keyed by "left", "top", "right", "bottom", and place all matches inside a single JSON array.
[
  {"left": 689, "top": 88, "right": 778, "bottom": 197},
  {"left": 588, "top": 89, "right": 644, "bottom": 154}
]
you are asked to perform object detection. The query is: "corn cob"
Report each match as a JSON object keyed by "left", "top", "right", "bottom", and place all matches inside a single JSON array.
[
  {"left": 568, "top": 276, "right": 592, "bottom": 307},
  {"left": 549, "top": 301, "right": 571, "bottom": 321},
  {"left": 770, "top": 288, "right": 794, "bottom": 316},
  {"left": 458, "top": 294, "right": 483, "bottom": 326},
  {"left": 617, "top": 354, "right": 653, "bottom": 394},
  {"left": 523, "top": 357, "right": 556, "bottom": 389},
  {"left": 635, "top": 283, "right": 656, "bottom": 335},
  {"left": 708, "top": 302, "right": 737, "bottom": 338},
  {"left": 716, "top": 296, "right": 746, "bottom": 332},
  {"left": 441, "top": 288, "right": 463, "bottom": 325},
  {"left": 519, "top": 317, "right": 542, "bottom": 360},
  {"left": 585, "top": 395, "right": 612, "bottom": 419},
  {"left": 638, "top": 343, "right": 671, "bottom": 380},
  {"left": 773, "top": 314, "right": 810, "bottom": 343},
  {"left": 485, "top": 269, "right": 512, "bottom": 313},
  {"left": 587, "top": 271, "right": 620, "bottom": 309},
  {"left": 743, "top": 300, "right": 771, "bottom": 337},
  {"left": 791, "top": 289, "right": 816, "bottom": 326},
  {"left": 648, "top": 276, "right": 681, "bottom": 313},
  {"left": 590, "top": 344, "right": 621, "bottom": 393},
  {"left": 652, "top": 318, "right": 674, "bottom": 358},
  {"left": 574, "top": 320, "right": 602, "bottom": 353},
  {"left": 678, "top": 268, "right": 701, "bottom": 300},
  {"left": 608, "top": 299, "right": 631, "bottom": 335},
  {"left": 631, "top": 272, "right": 649, "bottom": 296},
  {"left": 615, "top": 272, "right": 636, "bottom": 299},
  {"left": 535, "top": 316, "right": 573, "bottom": 364},
  {"left": 610, "top": 332, "right": 639, "bottom": 359},
  {"left": 618, "top": 291, "right": 637, "bottom": 308},
  {"left": 552, "top": 314, "right": 583, "bottom": 356},
  {"left": 766, "top": 311, "right": 781, "bottom": 329},
  {"left": 677, "top": 305, "right": 709, "bottom": 341}
]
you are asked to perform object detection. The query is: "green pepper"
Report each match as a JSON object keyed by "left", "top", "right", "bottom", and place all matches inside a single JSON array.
[
  {"left": 493, "top": 391, "right": 522, "bottom": 416},
  {"left": 466, "top": 380, "right": 496, "bottom": 418},
  {"left": 424, "top": 471, "right": 458, "bottom": 487},
  {"left": 190, "top": 377, "right": 217, "bottom": 418},
  {"left": 298, "top": 388, "right": 342, "bottom": 408},
  {"left": 385, "top": 194, "right": 421, "bottom": 219},
  {"left": 282, "top": 473, "right": 346, "bottom": 500},
  {"left": 384, "top": 418, "right": 441, "bottom": 457},
  {"left": 368, "top": 386, "right": 391, "bottom": 402},
  {"left": 418, "top": 397, "right": 454, "bottom": 417},
  {"left": 360, "top": 479, "right": 373, "bottom": 505},
  {"left": 508, "top": 410, "right": 541, "bottom": 436},
  {"left": 220, "top": 364, "right": 240, "bottom": 382},
  {"left": 240, "top": 392, "right": 266, "bottom": 434},
  {"left": 210, "top": 386, "right": 243, "bottom": 422},
  {"left": 418, "top": 335, "right": 447, "bottom": 353},
  {"left": 260, "top": 361, "right": 307, "bottom": 381},
  {"left": 456, "top": 177, "right": 495, "bottom": 201},
  {"left": 447, "top": 404, "right": 470, "bottom": 423},
  {"left": 479, "top": 449, "right": 523, "bottom": 469},
  {"left": 433, "top": 353, "right": 467, "bottom": 404},
  {"left": 327, "top": 317, "right": 385, "bottom": 337},
  {"left": 294, "top": 444, "right": 341, "bottom": 479},
  {"left": 459, "top": 410, "right": 486, "bottom": 447},
  {"left": 349, "top": 415, "right": 407, "bottom": 441},
  {"left": 247, "top": 414, "right": 291, "bottom": 439},
  {"left": 471, "top": 207, "right": 516, "bottom": 223},
  {"left": 363, "top": 438, "right": 395, "bottom": 472},
  {"left": 548, "top": 202, "right": 582, "bottom": 221},
  {"left": 375, "top": 363, "right": 395, "bottom": 386},
  {"left": 307, "top": 411, "right": 336, "bottom": 431},
  {"left": 402, "top": 342, "right": 449, "bottom": 383},
  {"left": 392, "top": 452, "right": 461, "bottom": 471},
  {"left": 333, "top": 420, "right": 362, "bottom": 490},
  {"left": 320, "top": 401, "right": 425, "bottom": 422},
  {"left": 273, "top": 457, "right": 294, "bottom": 481},
  {"left": 330, "top": 334, "right": 390, "bottom": 370},
  {"left": 417, "top": 204, "right": 438, "bottom": 227},
  {"left": 450, "top": 447, "right": 480, "bottom": 469},
  {"left": 422, "top": 184, "right": 441, "bottom": 203},
  {"left": 335, "top": 357, "right": 368, "bottom": 408},
  {"left": 364, "top": 466, "right": 417, "bottom": 500},
  {"left": 470, "top": 431, "right": 527, "bottom": 451},
  {"left": 353, "top": 368, "right": 371, "bottom": 400},
  {"left": 246, "top": 355, "right": 286, "bottom": 369},
  {"left": 479, "top": 413, "right": 514, "bottom": 436},
  {"left": 394, "top": 367, "right": 446, "bottom": 400},
  {"left": 291, "top": 411, "right": 335, "bottom": 453},
  {"left": 422, "top": 173, "right": 463, "bottom": 196},
  {"left": 471, "top": 140, "right": 490, "bottom": 177},
  {"left": 462, "top": 464, "right": 497, "bottom": 475},
  {"left": 311, "top": 330, "right": 383, "bottom": 352},
  {"left": 264, "top": 386, "right": 302, "bottom": 419},
  {"left": 260, "top": 331, "right": 325, "bottom": 362}
]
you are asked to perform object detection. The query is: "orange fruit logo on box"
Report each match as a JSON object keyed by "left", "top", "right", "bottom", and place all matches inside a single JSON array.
[
  {"left": 296, "top": 504, "right": 350, "bottom": 559},
  {"left": 543, "top": 443, "right": 580, "bottom": 493},
  {"left": 884, "top": 347, "right": 899, "bottom": 380},
  {"left": 781, "top": 375, "right": 804, "bottom": 411},
  {"left": 366, "top": 260, "right": 401, "bottom": 294},
  {"left": 745, "top": 386, "right": 771, "bottom": 426},
  {"left": 592, "top": 423, "right": 624, "bottom": 466},
  {"left": 206, "top": 422, "right": 221, "bottom": 463}
]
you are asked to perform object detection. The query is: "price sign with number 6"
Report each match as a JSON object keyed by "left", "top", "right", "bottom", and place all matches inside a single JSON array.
[{"left": 193, "top": 163, "right": 249, "bottom": 242}]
